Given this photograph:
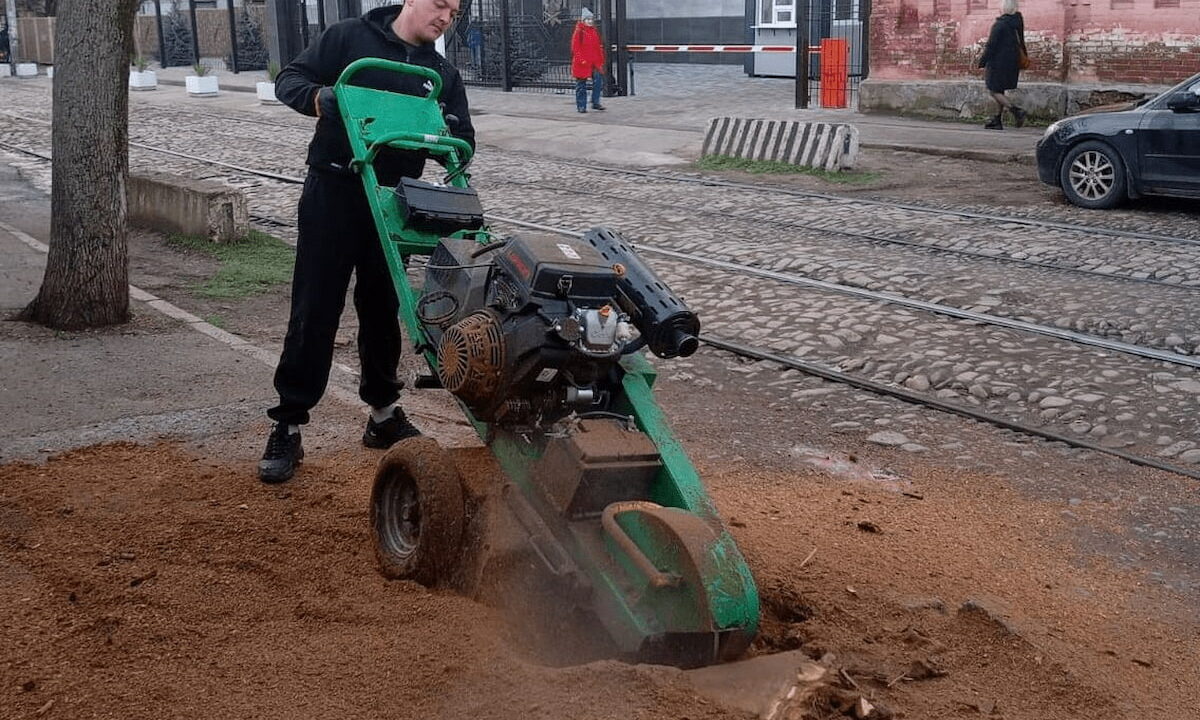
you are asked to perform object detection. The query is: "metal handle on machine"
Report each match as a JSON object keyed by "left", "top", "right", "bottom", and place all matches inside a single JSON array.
[
  {"left": 334, "top": 57, "right": 444, "bottom": 100},
  {"left": 601, "top": 501, "right": 680, "bottom": 589},
  {"left": 362, "top": 130, "right": 474, "bottom": 165}
]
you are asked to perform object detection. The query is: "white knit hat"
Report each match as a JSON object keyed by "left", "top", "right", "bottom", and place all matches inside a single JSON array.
[{"left": 581, "top": 8, "right": 593, "bottom": 21}]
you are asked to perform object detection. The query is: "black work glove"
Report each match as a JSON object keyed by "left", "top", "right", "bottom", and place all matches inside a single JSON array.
[{"left": 316, "top": 86, "right": 339, "bottom": 120}]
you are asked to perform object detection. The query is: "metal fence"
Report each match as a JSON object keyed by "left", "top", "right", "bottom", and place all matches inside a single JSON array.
[
  {"left": 140, "top": 1, "right": 273, "bottom": 72},
  {"left": 443, "top": 0, "right": 593, "bottom": 92},
  {"left": 801, "top": 0, "right": 869, "bottom": 109}
]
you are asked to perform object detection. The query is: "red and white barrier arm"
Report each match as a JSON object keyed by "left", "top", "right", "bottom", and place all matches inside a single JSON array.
[{"left": 621, "top": 44, "right": 821, "bottom": 53}]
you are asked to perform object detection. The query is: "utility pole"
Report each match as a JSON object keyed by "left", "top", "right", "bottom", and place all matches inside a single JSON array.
[
  {"left": 188, "top": 0, "right": 200, "bottom": 66},
  {"left": 265, "top": 0, "right": 303, "bottom": 69},
  {"left": 153, "top": 0, "right": 166, "bottom": 68},
  {"left": 613, "top": 0, "right": 627, "bottom": 96},
  {"left": 794, "top": 1, "right": 809, "bottom": 109},
  {"left": 4, "top": 0, "right": 19, "bottom": 72},
  {"left": 226, "top": 0, "right": 239, "bottom": 73}
]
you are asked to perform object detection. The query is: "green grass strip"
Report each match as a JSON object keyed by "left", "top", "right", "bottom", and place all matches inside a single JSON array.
[
  {"left": 697, "top": 155, "right": 881, "bottom": 184},
  {"left": 166, "top": 230, "right": 294, "bottom": 299}
]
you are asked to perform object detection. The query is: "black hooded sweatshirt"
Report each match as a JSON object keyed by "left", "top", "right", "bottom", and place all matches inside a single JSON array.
[{"left": 274, "top": 5, "right": 475, "bottom": 185}]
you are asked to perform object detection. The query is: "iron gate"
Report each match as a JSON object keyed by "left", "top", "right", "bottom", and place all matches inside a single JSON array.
[
  {"left": 753, "top": 0, "right": 870, "bottom": 108},
  {"left": 444, "top": 0, "right": 594, "bottom": 91},
  {"left": 801, "top": 0, "right": 870, "bottom": 108},
  {"left": 140, "top": 0, "right": 273, "bottom": 72}
]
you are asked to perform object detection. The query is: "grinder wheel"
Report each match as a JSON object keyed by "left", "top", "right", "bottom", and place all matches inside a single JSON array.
[{"left": 370, "top": 437, "right": 465, "bottom": 586}]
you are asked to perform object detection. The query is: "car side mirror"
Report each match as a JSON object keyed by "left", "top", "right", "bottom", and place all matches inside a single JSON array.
[{"left": 1166, "top": 91, "right": 1200, "bottom": 112}]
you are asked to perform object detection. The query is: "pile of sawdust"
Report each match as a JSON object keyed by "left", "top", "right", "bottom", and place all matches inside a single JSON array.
[{"left": 2, "top": 442, "right": 1196, "bottom": 719}]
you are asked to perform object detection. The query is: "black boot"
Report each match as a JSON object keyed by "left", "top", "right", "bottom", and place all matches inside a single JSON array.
[
  {"left": 984, "top": 113, "right": 1004, "bottom": 130},
  {"left": 259, "top": 422, "right": 303, "bottom": 483},
  {"left": 363, "top": 406, "right": 422, "bottom": 449},
  {"left": 1010, "top": 106, "right": 1027, "bottom": 128}
]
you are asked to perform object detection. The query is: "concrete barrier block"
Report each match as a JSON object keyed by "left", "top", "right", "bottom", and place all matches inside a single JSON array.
[
  {"left": 702, "top": 118, "right": 860, "bottom": 171},
  {"left": 16, "top": 63, "right": 38, "bottom": 78},
  {"left": 0, "top": 65, "right": 10, "bottom": 78},
  {"left": 127, "top": 172, "right": 248, "bottom": 243}
]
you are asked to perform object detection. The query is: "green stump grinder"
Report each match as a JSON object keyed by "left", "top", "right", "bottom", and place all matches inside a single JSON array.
[{"left": 336, "top": 59, "right": 759, "bottom": 667}]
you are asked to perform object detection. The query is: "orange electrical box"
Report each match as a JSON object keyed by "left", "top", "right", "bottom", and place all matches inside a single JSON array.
[{"left": 819, "top": 38, "right": 849, "bottom": 109}]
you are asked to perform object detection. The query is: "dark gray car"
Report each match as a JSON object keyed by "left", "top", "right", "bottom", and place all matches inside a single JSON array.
[{"left": 1036, "top": 72, "right": 1200, "bottom": 209}]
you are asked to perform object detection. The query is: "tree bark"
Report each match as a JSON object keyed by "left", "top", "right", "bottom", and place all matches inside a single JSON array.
[{"left": 18, "top": 0, "right": 138, "bottom": 330}]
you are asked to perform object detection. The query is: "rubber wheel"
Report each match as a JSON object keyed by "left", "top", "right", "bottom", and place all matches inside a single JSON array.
[
  {"left": 369, "top": 437, "right": 465, "bottom": 586},
  {"left": 1059, "top": 140, "right": 1127, "bottom": 209}
]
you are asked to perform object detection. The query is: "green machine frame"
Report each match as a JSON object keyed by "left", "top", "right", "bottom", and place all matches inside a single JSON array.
[{"left": 336, "top": 58, "right": 758, "bottom": 665}]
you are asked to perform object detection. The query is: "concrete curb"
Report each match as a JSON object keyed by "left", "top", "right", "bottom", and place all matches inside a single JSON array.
[
  {"left": 861, "top": 141, "right": 1036, "bottom": 166},
  {"left": 156, "top": 77, "right": 258, "bottom": 94}
]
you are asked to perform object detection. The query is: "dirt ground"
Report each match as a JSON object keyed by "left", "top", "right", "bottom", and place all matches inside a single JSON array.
[
  {"left": 2, "top": 154, "right": 1198, "bottom": 719},
  {"left": 3, "top": 431, "right": 1196, "bottom": 719}
]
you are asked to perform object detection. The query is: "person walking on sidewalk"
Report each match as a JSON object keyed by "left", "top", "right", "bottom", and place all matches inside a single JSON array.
[
  {"left": 259, "top": 0, "right": 475, "bottom": 484},
  {"left": 977, "top": 0, "right": 1028, "bottom": 130},
  {"left": 571, "top": 8, "right": 605, "bottom": 113}
]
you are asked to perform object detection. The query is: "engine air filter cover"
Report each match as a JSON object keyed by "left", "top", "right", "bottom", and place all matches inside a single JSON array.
[
  {"left": 495, "top": 235, "right": 618, "bottom": 305},
  {"left": 437, "top": 310, "right": 506, "bottom": 406}
]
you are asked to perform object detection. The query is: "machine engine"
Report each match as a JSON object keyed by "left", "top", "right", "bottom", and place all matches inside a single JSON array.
[{"left": 418, "top": 228, "right": 699, "bottom": 428}]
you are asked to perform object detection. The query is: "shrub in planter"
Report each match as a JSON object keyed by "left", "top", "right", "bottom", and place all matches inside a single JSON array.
[
  {"left": 186, "top": 63, "right": 219, "bottom": 97},
  {"left": 257, "top": 61, "right": 281, "bottom": 104},
  {"left": 129, "top": 56, "right": 157, "bottom": 91}
]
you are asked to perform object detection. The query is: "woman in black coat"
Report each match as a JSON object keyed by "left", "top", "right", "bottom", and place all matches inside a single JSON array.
[{"left": 977, "top": 0, "right": 1028, "bottom": 130}]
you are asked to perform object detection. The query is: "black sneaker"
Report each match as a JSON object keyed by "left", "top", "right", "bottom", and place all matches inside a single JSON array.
[
  {"left": 592, "top": 104, "right": 605, "bottom": 111},
  {"left": 363, "top": 407, "right": 422, "bottom": 449},
  {"left": 258, "top": 423, "right": 303, "bottom": 484}
]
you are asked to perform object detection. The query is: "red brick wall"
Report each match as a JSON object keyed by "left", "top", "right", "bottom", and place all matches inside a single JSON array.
[{"left": 871, "top": 0, "right": 1200, "bottom": 85}]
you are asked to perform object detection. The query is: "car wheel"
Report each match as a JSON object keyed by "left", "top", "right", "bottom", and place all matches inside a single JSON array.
[{"left": 1059, "top": 140, "right": 1127, "bottom": 209}]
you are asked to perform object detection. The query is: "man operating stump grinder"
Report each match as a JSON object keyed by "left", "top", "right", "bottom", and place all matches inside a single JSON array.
[{"left": 259, "top": 0, "right": 474, "bottom": 483}]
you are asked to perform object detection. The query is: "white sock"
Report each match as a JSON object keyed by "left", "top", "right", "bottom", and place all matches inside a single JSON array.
[
  {"left": 287, "top": 424, "right": 299, "bottom": 435},
  {"left": 371, "top": 404, "right": 398, "bottom": 424}
]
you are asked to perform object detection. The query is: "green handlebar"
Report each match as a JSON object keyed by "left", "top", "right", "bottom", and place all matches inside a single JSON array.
[
  {"left": 334, "top": 57, "right": 444, "bottom": 100},
  {"left": 364, "top": 130, "right": 474, "bottom": 165}
]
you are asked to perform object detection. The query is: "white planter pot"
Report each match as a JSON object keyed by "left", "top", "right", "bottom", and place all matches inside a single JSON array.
[
  {"left": 16, "top": 63, "right": 38, "bottom": 78},
  {"left": 185, "top": 74, "right": 219, "bottom": 97},
  {"left": 0, "top": 65, "right": 11, "bottom": 78},
  {"left": 256, "top": 81, "right": 280, "bottom": 104},
  {"left": 128, "top": 70, "right": 157, "bottom": 91}
]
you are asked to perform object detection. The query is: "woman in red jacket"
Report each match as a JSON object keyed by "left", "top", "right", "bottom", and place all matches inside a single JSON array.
[{"left": 571, "top": 8, "right": 605, "bottom": 112}]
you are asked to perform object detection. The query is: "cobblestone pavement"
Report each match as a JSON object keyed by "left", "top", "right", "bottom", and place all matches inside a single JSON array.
[
  {"left": 2, "top": 85, "right": 1200, "bottom": 451},
  {"left": 2, "top": 78, "right": 1199, "bottom": 588},
  {"left": 2, "top": 82, "right": 1200, "bottom": 472}
]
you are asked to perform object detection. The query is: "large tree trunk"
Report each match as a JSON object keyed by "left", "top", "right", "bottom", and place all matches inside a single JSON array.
[{"left": 19, "top": 0, "right": 139, "bottom": 330}]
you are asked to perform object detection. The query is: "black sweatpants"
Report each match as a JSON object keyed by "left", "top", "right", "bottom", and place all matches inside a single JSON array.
[{"left": 268, "top": 169, "right": 403, "bottom": 426}]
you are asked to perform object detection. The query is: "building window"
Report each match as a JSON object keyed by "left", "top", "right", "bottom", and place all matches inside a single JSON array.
[
  {"left": 1153, "top": 0, "right": 1180, "bottom": 7},
  {"left": 968, "top": 0, "right": 989, "bottom": 11},
  {"left": 758, "top": 0, "right": 797, "bottom": 27}
]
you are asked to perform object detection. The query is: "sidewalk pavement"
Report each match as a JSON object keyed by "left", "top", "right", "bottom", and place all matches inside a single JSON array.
[
  {"left": 0, "top": 61, "right": 1038, "bottom": 463},
  {"left": 148, "top": 62, "right": 1041, "bottom": 166},
  {"left": 0, "top": 162, "right": 280, "bottom": 466},
  {"left": 0, "top": 165, "right": 473, "bottom": 467}
]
